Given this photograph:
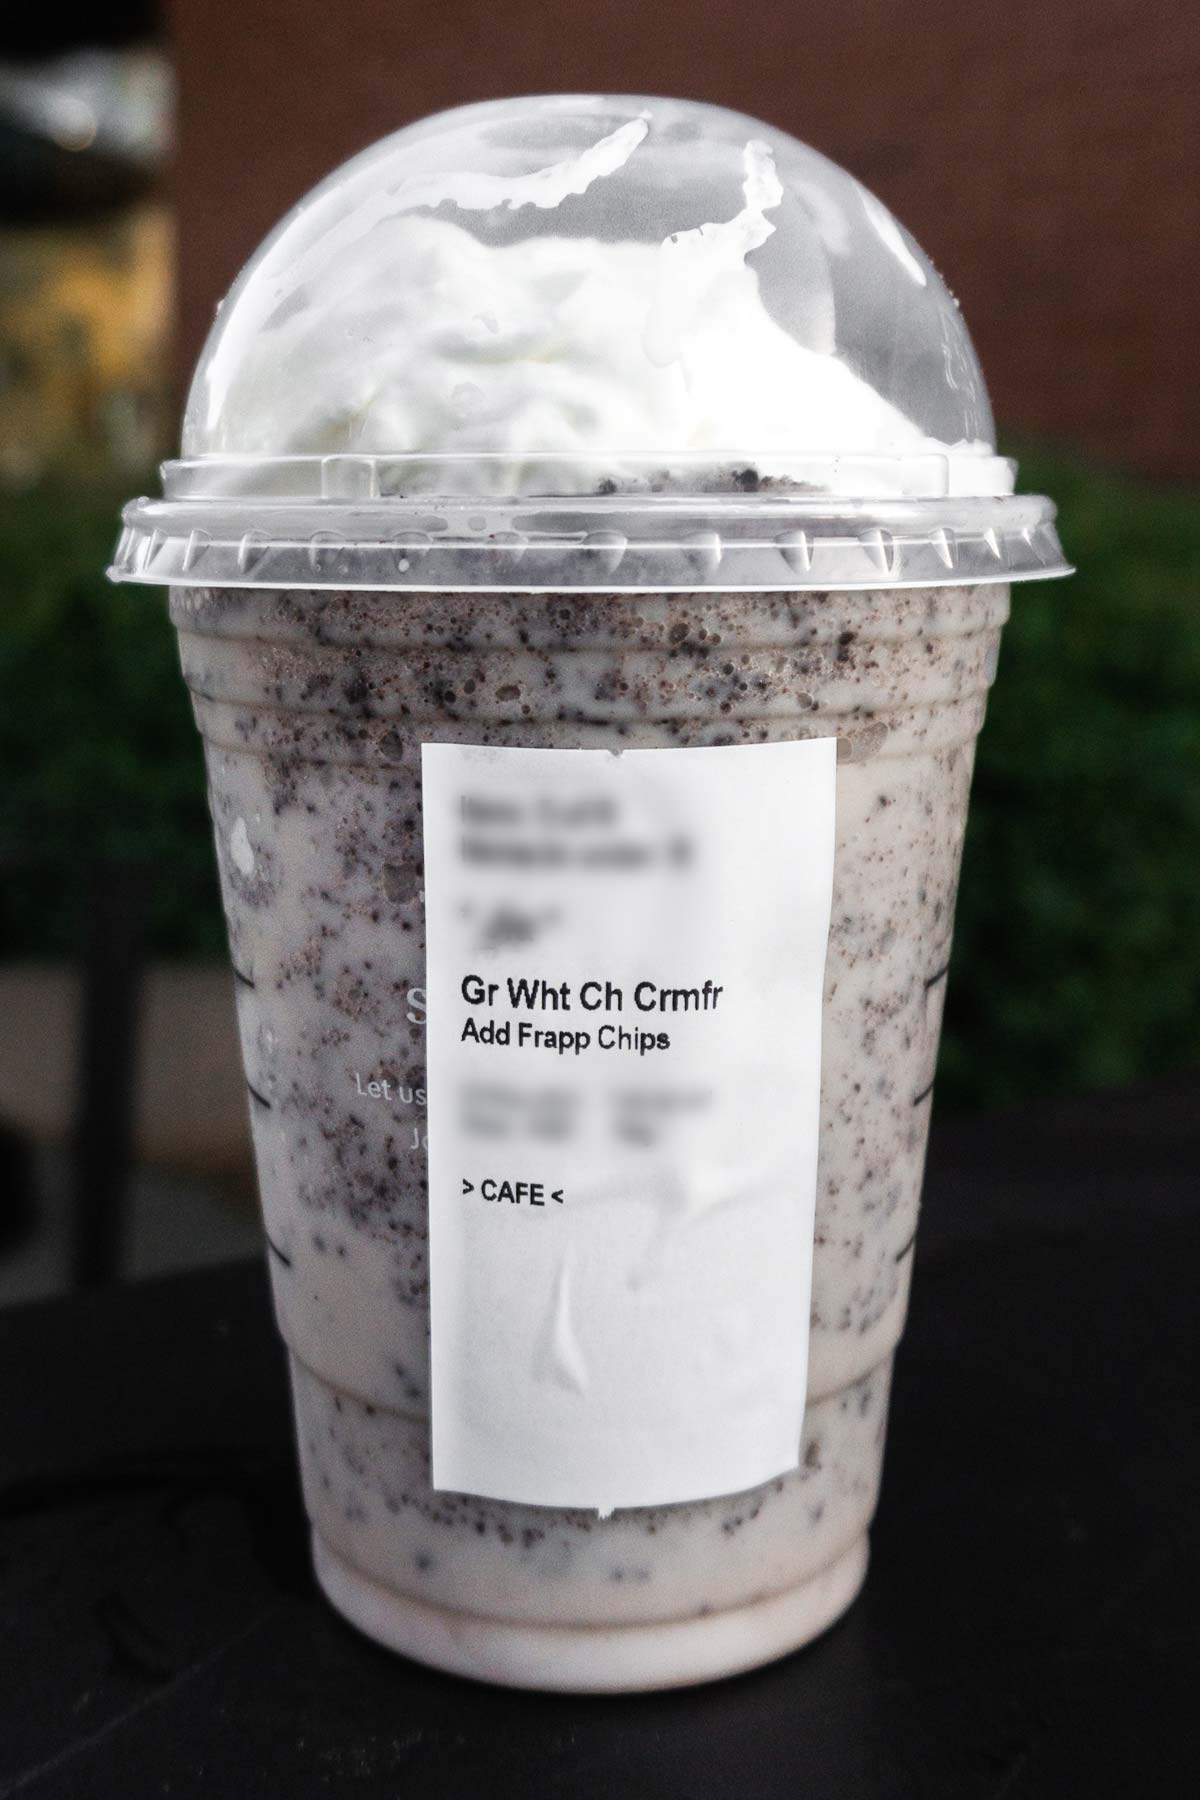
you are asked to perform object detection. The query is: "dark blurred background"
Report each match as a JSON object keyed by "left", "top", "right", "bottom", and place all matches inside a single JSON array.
[{"left": 1, "top": 2, "right": 1197, "bottom": 1302}]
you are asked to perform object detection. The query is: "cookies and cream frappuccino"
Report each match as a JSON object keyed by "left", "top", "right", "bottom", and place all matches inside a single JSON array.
[{"left": 112, "top": 94, "right": 1069, "bottom": 1688}]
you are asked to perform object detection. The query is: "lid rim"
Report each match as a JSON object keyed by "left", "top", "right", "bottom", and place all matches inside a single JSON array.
[{"left": 109, "top": 493, "right": 1071, "bottom": 593}]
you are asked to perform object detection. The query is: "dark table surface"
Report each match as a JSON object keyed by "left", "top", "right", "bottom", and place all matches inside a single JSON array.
[{"left": 2, "top": 1079, "right": 1197, "bottom": 1799}]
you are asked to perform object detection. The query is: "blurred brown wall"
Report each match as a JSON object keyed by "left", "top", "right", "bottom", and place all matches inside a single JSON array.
[{"left": 168, "top": 0, "right": 1198, "bottom": 480}]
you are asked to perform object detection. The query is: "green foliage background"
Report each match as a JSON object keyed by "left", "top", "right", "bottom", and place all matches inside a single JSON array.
[
  {"left": 940, "top": 447, "right": 1200, "bottom": 1109},
  {"left": 0, "top": 486, "right": 224, "bottom": 959},
  {"left": 1, "top": 452, "right": 1197, "bottom": 1112}
]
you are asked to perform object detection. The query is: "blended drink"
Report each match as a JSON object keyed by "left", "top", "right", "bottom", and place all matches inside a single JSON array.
[{"left": 112, "top": 95, "right": 1069, "bottom": 1690}]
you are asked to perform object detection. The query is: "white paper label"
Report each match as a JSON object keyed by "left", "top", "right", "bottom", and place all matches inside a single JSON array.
[{"left": 422, "top": 740, "right": 836, "bottom": 1512}]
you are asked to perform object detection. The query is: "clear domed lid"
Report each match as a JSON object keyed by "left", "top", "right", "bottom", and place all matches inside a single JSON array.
[
  {"left": 112, "top": 95, "right": 1071, "bottom": 590},
  {"left": 184, "top": 92, "right": 1004, "bottom": 497}
]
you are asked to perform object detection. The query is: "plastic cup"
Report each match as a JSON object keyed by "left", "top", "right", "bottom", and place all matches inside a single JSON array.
[{"left": 112, "top": 95, "right": 1069, "bottom": 1690}]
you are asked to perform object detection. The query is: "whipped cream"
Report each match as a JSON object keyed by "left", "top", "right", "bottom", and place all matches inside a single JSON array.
[{"left": 188, "top": 132, "right": 991, "bottom": 496}]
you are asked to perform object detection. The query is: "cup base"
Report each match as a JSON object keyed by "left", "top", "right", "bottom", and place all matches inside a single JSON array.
[{"left": 311, "top": 1527, "right": 869, "bottom": 1692}]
